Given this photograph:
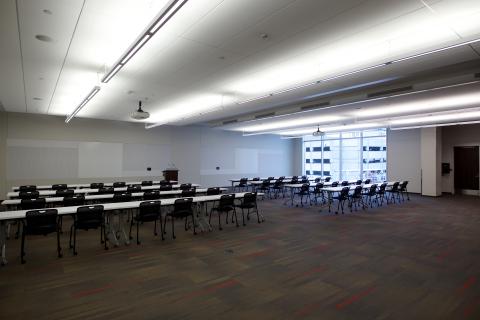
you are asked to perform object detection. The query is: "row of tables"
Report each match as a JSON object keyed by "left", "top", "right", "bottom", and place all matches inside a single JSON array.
[
  {"left": 0, "top": 191, "right": 264, "bottom": 265},
  {"left": 10, "top": 180, "right": 178, "bottom": 191}
]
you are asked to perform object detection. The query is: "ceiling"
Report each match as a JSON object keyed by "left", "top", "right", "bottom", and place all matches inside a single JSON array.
[{"left": 1, "top": 0, "right": 480, "bottom": 133}]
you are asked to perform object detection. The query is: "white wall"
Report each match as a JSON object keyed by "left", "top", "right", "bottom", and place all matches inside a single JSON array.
[
  {"left": 420, "top": 127, "right": 442, "bottom": 196},
  {"left": 442, "top": 124, "right": 480, "bottom": 194},
  {"left": 387, "top": 128, "right": 421, "bottom": 193},
  {"left": 0, "top": 112, "right": 294, "bottom": 193}
]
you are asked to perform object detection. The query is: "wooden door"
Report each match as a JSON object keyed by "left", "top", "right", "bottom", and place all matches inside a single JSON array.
[{"left": 454, "top": 146, "right": 479, "bottom": 191}]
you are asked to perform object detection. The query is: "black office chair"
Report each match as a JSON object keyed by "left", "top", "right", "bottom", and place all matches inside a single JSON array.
[
  {"left": 315, "top": 178, "right": 321, "bottom": 183},
  {"left": 301, "top": 178, "right": 309, "bottom": 184},
  {"left": 399, "top": 181, "right": 410, "bottom": 201},
  {"left": 235, "top": 192, "right": 262, "bottom": 225},
  {"left": 312, "top": 183, "right": 325, "bottom": 205},
  {"left": 56, "top": 189, "right": 74, "bottom": 197},
  {"left": 206, "top": 187, "right": 221, "bottom": 195},
  {"left": 90, "top": 182, "right": 104, "bottom": 189},
  {"left": 356, "top": 180, "right": 363, "bottom": 185},
  {"left": 330, "top": 187, "right": 350, "bottom": 214},
  {"left": 268, "top": 176, "right": 275, "bottom": 180},
  {"left": 364, "top": 179, "right": 371, "bottom": 185},
  {"left": 21, "top": 209, "right": 62, "bottom": 264},
  {"left": 160, "top": 185, "right": 173, "bottom": 191},
  {"left": 279, "top": 176, "right": 285, "bottom": 181},
  {"left": 291, "top": 176, "right": 299, "bottom": 184},
  {"left": 141, "top": 181, "right": 153, "bottom": 186},
  {"left": 209, "top": 194, "right": 238, "bottom": 230},
  {"left": 348, "top": 186, "right": 365, "bottom": 212},
  {"left": 19, "top": 185, "right": 36, "bottom": 192},
  {"left": 63, "top": 194, "right": 86, "bottom": 207},
  {"left": 112, "top": 192, "right": 133, "bottom": 221},
  {"left": 301, "top": 175, "right": 307, "bottom": 180},
  {"left": 164, "top": 198, "right": 196, "bottom": 239},
  {"left": 127, "top": 185, "right": 142, "bottom": 193},
  {"left": 52, "top": 184, "right": 68, "bottom": 190},
  {"left": 19, "top": 191, "right": 40, "bottom": 200},
  {"left": 181, "top": 188, "right": 196, "bottom": 197},
  {"left": 113, "top": 182, "right": 126, "bottom": 188},
  {"left": 98, "top": 187, "right": 114, "bottom": 194},
  {"left": 270, "top": 179, "right": 284, "bottom": 199},
  {"left": 257, "top": 180, "right": 271, "bottom": 199},
  {"left": 294, "top": 184, "right": 311, "bottom": 207},
  {"left": 386, "top": 182, "right": 401, "bottom": 204},
  {"left": 341, "top": 181, "right": 349, "bottom": 186},
  {"left": 362, "top": 184, "right": 378, "bottom": 208},
  {"left": 143, "top": 191, "right": 161, "bottom": 200},
  {"left": 180, "top": 183, "right": 192, "bottom": 191},
  {"left": 252, "top": 177, "right": 260, "bottom": 181},
  {"left": 324, "top": 177, "right": 331, "bottom": 182},
  {"left": 20, "top": 198, "right": 46, "bottom": 210},
  {"left": 234, "top": 178, "right": 248, "bottom": 192},
  {"left": 69, "top": 205, "right": 106, "bottom": 254},
  {"left": 376, "top": 183, "right": 388, "bottom": 206},
  {"left": 160, "top": 180, "right": 171, "bottom": 186},
  {"left": 129, "top": 201, "right": 163, "bottom": 244},
  {"left": 331, "top": 181, "right": 339, "bottom": 187}
]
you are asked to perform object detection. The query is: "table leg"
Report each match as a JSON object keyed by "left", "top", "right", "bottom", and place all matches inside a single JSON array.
[{"left": 0, "top": 221, "right": 8, "bottom": 265}]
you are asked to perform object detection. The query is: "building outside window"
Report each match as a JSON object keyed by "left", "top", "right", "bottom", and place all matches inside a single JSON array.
[{"left": 303, "top": 128, "right": 387, "bottom": 182}]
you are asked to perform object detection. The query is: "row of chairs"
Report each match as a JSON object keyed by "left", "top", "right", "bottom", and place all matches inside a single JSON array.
[
  {"left": 16, "top": 180, "right": 174, "bottom": 192},
  {"left": 16, "top": 183, "right": 195, "bottom": 200},
  {"left": 17, "top": 191, "right": 261, "bottom": 264}
]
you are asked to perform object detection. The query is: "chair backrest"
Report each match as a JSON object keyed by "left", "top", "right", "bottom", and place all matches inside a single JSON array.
[
  {"left": 242, "top": 192, "right": 257, "bottom": 206},
  {"left": 90, "top": 182, "right": 104, "bottom": 189},
  {"left": 315, "top": 178, "right": 321, "bottom": 183},
  {"left": 341, "top": 181, "right": 349, "bottom": 186},
  {"left": 98, "top": 187, "right": 114, "bottom": 194},
  {"left": 21, "top": 198, "right": 46, "bottom": 210},
  {"left": 314, "top": 183, "right": 324, "bottom": 192},
  {"left": 368, "top": 184, "right": 377, "bottom": 195},
  {"left": 331, "top": 181, "right": 339, "bottom": 187},
  {"left": 356, "top": 180, "right": 362, "bottom": 185},
  {"left": 301, "top": 175, "right": 307, "bottom": 179},
  {"left": 76, "top": 205, "right": 104, "bottom": 227},
  {"left": 143, "top": 191, "right": 161, "bottom": 200},
  {"left": 364, "top": 179, "right": 371, "bottom": 184},
  {"left": 207, "top": 187, "right": 220, "bottom": 195},
  {"left": 268, "top": 176, "right": 275, "bottom": 180},
  {"left": 52, "top": 184, "right": 67, "bottom": 190},
  {"left": 56, "top": 189, "right": 74, "bottom": 197},
  {"left": 339, "top": 187, "right": 350, "bottom": 200},
  {"left": 273, "top": 179, "right": 282, "bottom": 187},
  {"left": 261, "top": 180, "right": 270, "bottom": 187},
  {"left": 292, "top": 176, "right": 298, "bottom": 179},
  {"left": 63, "top": 195, "right": 85, "bottom": 207},
  {"left": 279, "top": 176, "right": 285, "bottom": 180},
  {"left": 399, "top": 181, "right": 408, "bottom": 191},
  {"left": 160, "top": 185, "right": 173, "bottom": 191},
  {"left": 300, "top": 184, "right": 310, "bottom": 192},
  {"left": 180, "top": 183, "right": 192, "bottom": 190},
  {"left": 19, "top": 191, "right": 40, "bottom": 200},
  {"left": 113, "top": 182, "right": 126, "bottom": 188},
  {"left": 219, "top": 193, "right": 235, "bottom": 208},
  {"left": 160, "top": 180, "right": 171, "bottom": 186},
  {"left": 252, "top": 177, "right": 260, "bottom": 181},
  {"left": 19, "top": 185, "right": 36, "bottom": 192},
  {"left": 173, "top": 198, "right": 193, "bottom": 215},
  {"left": 25, "top": 209, "right": 58, "bottom": 234},
  {"left": 291, "top": 177, "right": 299, "bottom": 183},
  {"left": 301, "top": 178, "right": 309, "bottom": 184},
  {"left": 127, "top": 185, "right": 141, "bottom": 193},
  {"left": 379, "top": 183, "right": 387, "bottom": 192},
  {"left": 324, "top": 177, "right": 331, "bottom": 182},
  {"left": 353, "top": 185, "right": 363, "bottom": 196},
  {"left": 390, "top": 181, "right": 400, "bottom": 191},
  {"left": 139, "top": 201, "right": 161, "bottom": 220},
  {"left": 239, "top": 178, "right": 248, "bottom": 185},
  {"left": 181, "top": 189, "right": 196, "bottom": 197},
  {"left": 141, "top": 180, "right": 153, "bottom": 186},
  {"left": 113, "top": 193, "right": 132, "bottom": 203}
]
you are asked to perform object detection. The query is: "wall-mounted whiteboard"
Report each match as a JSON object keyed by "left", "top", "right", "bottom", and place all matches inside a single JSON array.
[
  {"left": 122, "top": 143, "right": 171, "bottom": 177},
  {"left": 78, "top": 142, "right": 123, "bottom": 178}
]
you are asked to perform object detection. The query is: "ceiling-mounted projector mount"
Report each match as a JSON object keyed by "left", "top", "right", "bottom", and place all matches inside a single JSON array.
[
  {"left": 131, "top": 100, "right": 150, "bottom": 120},
  {"left": 312, "top": 125, "right": 325, "bottom": 137}
]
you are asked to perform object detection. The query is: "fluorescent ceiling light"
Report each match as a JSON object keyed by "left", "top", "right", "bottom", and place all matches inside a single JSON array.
[
  {"left": 235, "top": 37, "right": 480, "bottom": 106},
  {"left": 65, "top": 86, "right": 101, "bottom": 123},
  {"left": 101, "top": 0, "right": 189, "bottom": 83},
  {"left": 239, "top": 115, "right": 343, "bottom": 132},
  {"left": 355, "top": 91, "right": 480, "bottom": 117},
  {"left": 278, "top": 122, "right": 382, "bottom": 136},
  {"left": 389, "top": 110, "right": 480, "bottom": 125},
  {"left": 391, "top": 120, "right": 480, "bottom": 130}
]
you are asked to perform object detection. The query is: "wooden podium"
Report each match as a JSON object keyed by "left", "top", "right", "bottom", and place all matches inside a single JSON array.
[{"left": 163, "top": 168, "right": 179, "bottom": 182}]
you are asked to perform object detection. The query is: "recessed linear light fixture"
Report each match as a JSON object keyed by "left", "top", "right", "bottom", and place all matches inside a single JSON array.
[
  {"left": 101, "top": 0, "right": 189, "bottom": 83},
  {"left": 65, "top": 86, "right": 101, "bottom": 123},
  {"left": 390, "top": 120, "right": 480, "bottom": 131},
  {"left": 236, "top": 37, "right": 480, "bottom": 105}
]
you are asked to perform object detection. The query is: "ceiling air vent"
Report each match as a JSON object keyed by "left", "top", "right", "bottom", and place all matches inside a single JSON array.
[
  {"left": 367, "top": 86, "right": 413, "bottom": 98},
  {"left": 301, "top": 101, "right": 330, "bottom": 111},
  {"left": 255, "top": 112, "right": 276, "bottom": 119},
  {"left": 222, "top": 119, "right": 238, "bottom": 125}
]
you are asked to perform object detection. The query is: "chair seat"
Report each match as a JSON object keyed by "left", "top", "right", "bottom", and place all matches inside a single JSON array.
[
  {"left": 135, "top": 213, "right": 158, "bottom": 222},
  {"left": 25, "top": 225, "right": 57, "bottom": 235},
  {"left": 236, "top": 203, "right": 255, "bottom": 209},
  {"left": 213, "top": 205, "right": 234, "bottom": 212},
  {"left": 76, "top": 220, "right": 102, "bottom": 230}
]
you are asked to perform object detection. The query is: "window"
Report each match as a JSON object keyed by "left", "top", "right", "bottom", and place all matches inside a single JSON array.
[{"left": 303, "top": 128, "right": 387, "bottom": 182}]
